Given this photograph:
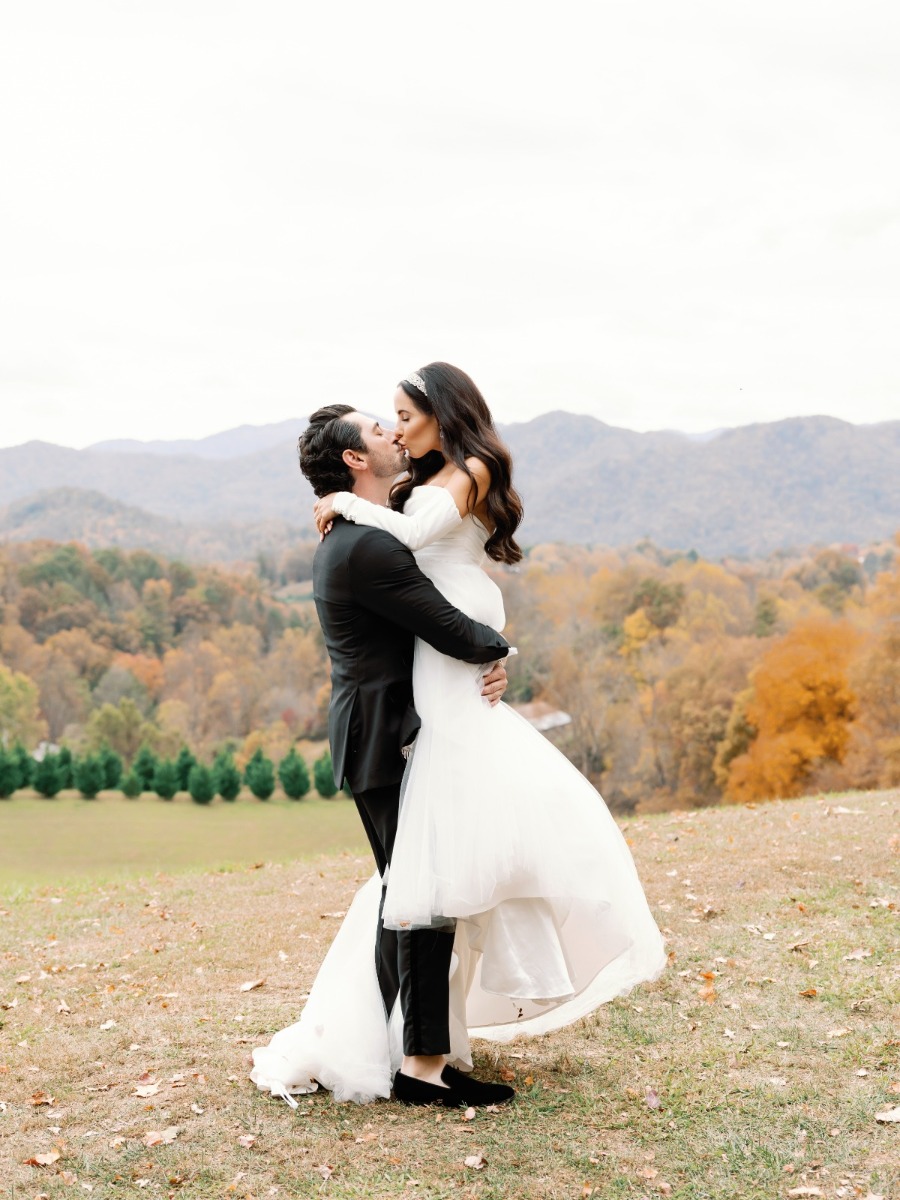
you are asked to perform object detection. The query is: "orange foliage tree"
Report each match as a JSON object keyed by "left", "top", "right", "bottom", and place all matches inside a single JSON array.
[{"left": 722, "top": 618, "right": 861, "bottom": 803}]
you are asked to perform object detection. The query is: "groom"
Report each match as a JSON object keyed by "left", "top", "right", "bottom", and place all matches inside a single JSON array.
[{"left": 299, "top": 404, "right": 515, "bottom": 1107}]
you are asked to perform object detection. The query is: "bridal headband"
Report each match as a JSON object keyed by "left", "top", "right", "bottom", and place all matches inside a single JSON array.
[{"left": 403, "top": 371, "right": 428, "bottom": 398}]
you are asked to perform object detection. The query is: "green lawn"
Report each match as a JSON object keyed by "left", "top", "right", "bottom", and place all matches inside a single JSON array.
[{"left": 0, "top": 790, "right": 367, "bottom": 891}]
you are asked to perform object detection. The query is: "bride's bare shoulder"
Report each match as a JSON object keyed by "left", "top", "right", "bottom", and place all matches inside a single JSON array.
[{"left": 463, "top": 457, "right": 491, "bottom": 487}]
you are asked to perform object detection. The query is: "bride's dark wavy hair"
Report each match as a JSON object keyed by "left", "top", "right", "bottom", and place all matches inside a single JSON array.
[{"left": 391, "top": 362, "right": 524, "bottom": 565}]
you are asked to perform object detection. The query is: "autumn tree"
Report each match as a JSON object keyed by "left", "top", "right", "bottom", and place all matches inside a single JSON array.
[
  {"left": 85, "top": 699, "right": 155, "bottom": 762},
  {"left": 723, "top": 619, "right": 860, "bottom": 803},
  {"left": 0, "top": 663, "right": 47, "bottom": 748}
]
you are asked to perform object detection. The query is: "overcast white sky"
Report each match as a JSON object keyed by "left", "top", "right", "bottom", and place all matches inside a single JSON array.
[{"left": 1, "top": 1, "right": 898, "bottom": 449}]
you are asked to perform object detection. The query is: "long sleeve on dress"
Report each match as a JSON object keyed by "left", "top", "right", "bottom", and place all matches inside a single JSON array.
[{"left": 333, "top": 487, "right": 461, "bottom": 550}]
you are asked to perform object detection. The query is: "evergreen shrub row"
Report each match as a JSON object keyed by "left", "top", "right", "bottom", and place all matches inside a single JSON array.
[{"left": 0, "top": 743, "right": 344, "bottom": 805}]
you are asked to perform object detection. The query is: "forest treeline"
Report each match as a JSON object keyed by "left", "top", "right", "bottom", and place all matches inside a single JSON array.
[{"left": 0, "top": 535, "right": 898, "bottom": 813}]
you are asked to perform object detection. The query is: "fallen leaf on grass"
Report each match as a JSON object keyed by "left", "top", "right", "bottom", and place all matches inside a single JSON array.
[
  {"left": 316, "top": 1164, "right": 334, "bottom": 1180},
  {"left": 319, "top": 911, "right": 346, "bottom": 919},
  {"left": 1, "top": 997, "right": 18, "bottom": 1009},
  {"left": 843, "top": 948, "right": 872, "bottom": 961},
  {"left": 464, "top": 1153, "right": 487, "bottom": 1170},
  {"left": 875, "top": 1106, "right": 900, "bottom": 1123},
  {"left": 827, "top": 1028, "right": 851, "bottom": 1039},
  {"left": 23, "top": 1151, "right": 61, "bottom": 1167},
  {"left": 239, "top": 979, "right": 265, "bottom": 993},
  {"left": 788, "top": 939, "right": 811, "bottom": 953},
  {"left": 133, "top": 1083, "right": 160, "bottom": 1098},
  {"left": 499, "top": 1067, "right": 515, "bottom": 1081},
  {"left": 787, "top": 1189, "right": 824, "bottom": 1198},
  {"left": 237, "top": 1134, "right": 257, "bottom": 1148},
  {"left": 31, "top": 1091, "right": 55, "bottom": 1106},
  {"left": 698, "top": 983, "right": 717, "bottom": 1003},
  {"left": 461, "top": 1107, "right": 476, "bottom": 1121},
  {"left": 645, "top": 1087, "right": 662, "bottom": 1110},
  {"left": 799, "top": 988, "right": 818, "bottom": 998},
  {"left": 143, "top": 1127, "right": 179, "bottom": 1146},
  {"left": 99, "top": 1020, "right": 116, "bottom": 1030},
  {"left": 191, "top": 1103, "right": 205, "bottom": 1115},
  {"left": 59, "top": 1170, "right": 78, "bottom": 1184},
  {"left": 109, "top": 1137, "right": 126, "bottom": 1148},
  {"left": 16, "top": 973, "right": 31, "bottom": 984}
]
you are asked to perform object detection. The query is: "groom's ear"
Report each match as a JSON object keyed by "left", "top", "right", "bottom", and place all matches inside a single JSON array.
[{"left": 342, "top": 447, "right": 366, "bottom": 472}]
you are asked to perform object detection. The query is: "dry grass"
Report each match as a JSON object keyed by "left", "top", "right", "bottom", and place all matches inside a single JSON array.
[{"left": 1, "top": 789, "right": 898, "bottom": 1199}]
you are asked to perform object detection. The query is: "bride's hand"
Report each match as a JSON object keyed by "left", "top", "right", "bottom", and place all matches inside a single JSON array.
[{"left": 314, "top": 494, "right": 339, "bottom": 536}]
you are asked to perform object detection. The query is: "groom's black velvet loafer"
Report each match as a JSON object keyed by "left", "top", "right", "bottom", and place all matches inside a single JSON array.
[{"left": 392, "top": 1067, "right": 515, "bottom": 1107}]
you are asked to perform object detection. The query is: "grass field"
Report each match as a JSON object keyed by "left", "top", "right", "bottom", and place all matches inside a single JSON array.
[
  {"left": 0, "top": 791, "right": 366, "bottom": 890},
  {"left": 0, "top": 788, "right": 897, "bottom": 1199}
]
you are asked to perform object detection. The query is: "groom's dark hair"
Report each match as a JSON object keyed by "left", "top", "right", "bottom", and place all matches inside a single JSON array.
[{"left": 298, "top": 404, "right": 367, "bottom": 496}]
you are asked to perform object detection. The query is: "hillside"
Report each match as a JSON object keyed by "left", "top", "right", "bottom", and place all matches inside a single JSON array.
[
  {"left": 0, "top": 488, "right": 315, "bottom": 564},
  {"left": 2, "top": 413, "right": 899, "bottom": 556}
]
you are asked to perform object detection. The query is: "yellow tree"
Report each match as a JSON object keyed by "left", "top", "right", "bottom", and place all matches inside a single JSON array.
[
  {"left": 0, "top": 663, "right": 48, "bottom": 747},
  {"left": 724, "top": 618, "right": 860, "bottom": 803}
]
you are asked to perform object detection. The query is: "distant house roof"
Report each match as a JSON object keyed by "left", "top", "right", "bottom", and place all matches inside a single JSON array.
[{"left": 511, "top": 700, "right": 572, "bottom": 733}]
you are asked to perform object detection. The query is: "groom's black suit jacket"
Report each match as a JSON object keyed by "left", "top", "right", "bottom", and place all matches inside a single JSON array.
[{"left": 313, "top": 516, "right": 509, "bottom": 793}]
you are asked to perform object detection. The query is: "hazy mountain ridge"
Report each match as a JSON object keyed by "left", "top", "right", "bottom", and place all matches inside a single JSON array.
[
  {"left": 2, "top": 413, "right": 899, "bottom": 557},
  {"left": 87, "top": 419, "right": 306, "bottom": 460},
  {"left": 0, "top": 487, "right": 315, "bottom": 564}
]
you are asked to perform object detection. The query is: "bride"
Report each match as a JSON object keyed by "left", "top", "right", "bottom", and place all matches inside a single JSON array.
[{"left": 251, "top": 363, "right": 666, "bottom": 1106}]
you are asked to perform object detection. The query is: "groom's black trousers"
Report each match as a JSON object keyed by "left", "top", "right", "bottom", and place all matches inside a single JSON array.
[{"left": 353, "top": 782, "right": 454, "bottom": 1057}]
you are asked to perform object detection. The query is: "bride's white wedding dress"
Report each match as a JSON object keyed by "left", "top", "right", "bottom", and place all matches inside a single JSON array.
[{"left": 251, "top": 486, "right": 666, "bottom": 1105}]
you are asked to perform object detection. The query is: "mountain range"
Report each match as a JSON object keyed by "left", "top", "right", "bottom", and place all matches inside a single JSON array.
[{"left": 1, "top": 413, "right": 898, "bottom": 560}]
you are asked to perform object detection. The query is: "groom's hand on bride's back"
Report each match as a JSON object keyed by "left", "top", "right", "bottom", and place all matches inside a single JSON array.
[{"left": 481, "top": 660, "right": 508, "bottom": 706}]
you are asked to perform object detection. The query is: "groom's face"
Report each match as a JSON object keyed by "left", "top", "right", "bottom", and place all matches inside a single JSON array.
[{"left": 348, "top": 412, "right": 406, "bottom": 479}]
